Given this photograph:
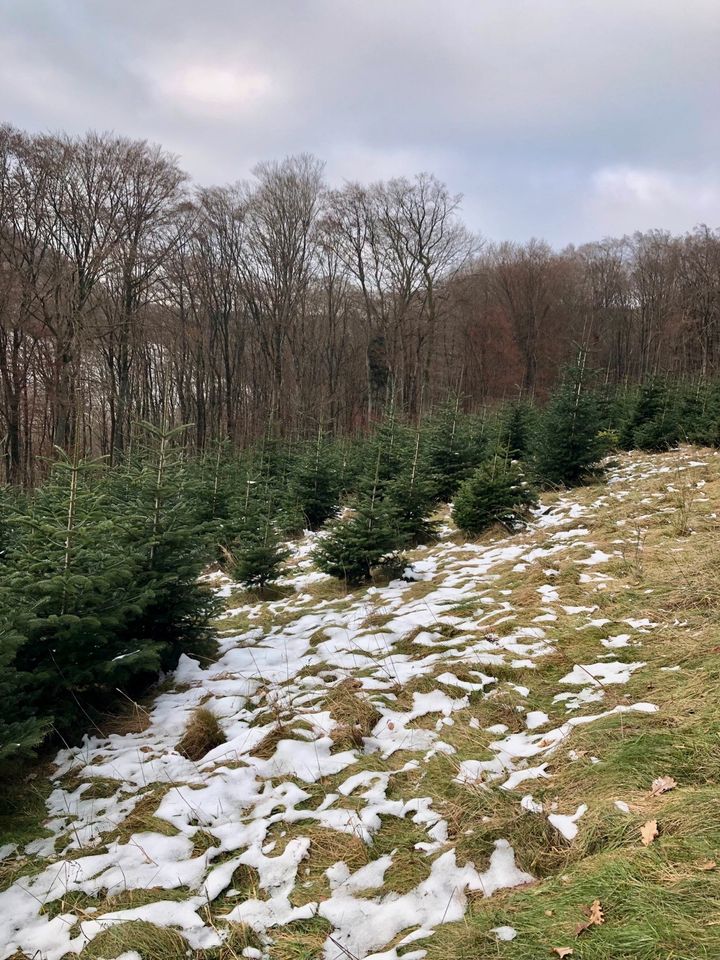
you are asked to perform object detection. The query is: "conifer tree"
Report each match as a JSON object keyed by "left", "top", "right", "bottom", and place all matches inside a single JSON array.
[
  {"left": 313, "top": 445, "right": 407, "bottom": 584},
  {"left": 496, "top": 400, "right": 536, "bottom": 460},
  {"left": 1, "top": 475, "right": 52, "bottom": 757},
  {"left": 621, "top": 379, "right": 679, "bottom": 451},
  {"left": 113, "top": 422, "right": 219, "bottom": 675},
  {"left": 679, "top": 380, "right": 720, "bottom": 446},
  {"left": 313, "top": 498, "right": 404, "bottom": 584},
  {"left": 285, "top": 430, "right": 341, "bottom": 530},
  {"left": 0, "top": 618, "right": 48, "bottom": 763},
  {"left": 453, "top": 456, "right": 537, "bottom": 535},
  {"left": 383, "top": 426, "right": 438, "bottom": 545},
  {"left": 228, "top": 479, "right": 289, "bottom": 590},
  {"left": 5, "top": 453, "right": 151, "bottom": 730},
  {"left": 534, "top": 359, "right": 606, "bottom": 486},
  {"left": 422, "top": 399, "right": 485, "bottom": 501}
]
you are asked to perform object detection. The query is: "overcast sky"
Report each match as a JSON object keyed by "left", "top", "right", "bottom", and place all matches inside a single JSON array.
[{"left": 1, "top": 0, "right": 719, "bottom": 245}]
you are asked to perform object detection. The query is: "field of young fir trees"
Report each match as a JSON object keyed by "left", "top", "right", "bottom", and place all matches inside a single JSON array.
[{"left": 1, "top": 370, "right": 716, "bottom": 769}]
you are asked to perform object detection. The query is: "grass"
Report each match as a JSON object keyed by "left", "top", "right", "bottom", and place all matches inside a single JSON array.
[
  {"left": 288, "top": 827, "right": 367, "bottom": 906},
  {"left": 326, "top": 679, "right": 382, "bottom": 749},
  {"left": 110, "top": 786, "right": 179, "bottom": 844},
  {"left": 0, "top": 763, "right": 54, "bottom": 853},
  {"left": 176, "top": 706, "right": 226, "bottom": 761},
  {"left": 412, "top": 448, "right": 720, "bottom": 958},
  {"left": 63, "top": 916, "right": 265, "bottom": 960},
  {"left": 77, "top": 920, "right": 190, "bottom": 960},
  {"left": 270, "top": 917, "right": 332, "bottom": 960}
]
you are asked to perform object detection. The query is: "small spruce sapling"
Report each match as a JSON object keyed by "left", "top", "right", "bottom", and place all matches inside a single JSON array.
[
  {"left": 453, "top": 456, "right": 537, "bottom": 535},
  {"left": 384, "top": 426, "right": 438, "bottom": 545},
  {"left": 313, "top": 446, "right": 407, "bottom": 584},
  {"left": 229, "top": 482, "right": 289, "bottom": 590},
  {"left": 423, "top": 399, "right": 485, "bottom": 501},
  {"left": 534, "top": 358, "right": 606, "bottom": 486},
  {"left": 496, "top": 400, "right": 536, "bottom": 460},
  {"left": 621, "top": 379, "right": 679, "bottom": 451},
  {"left": 286, "top": 430, "right": 341, "bottom": 530}
]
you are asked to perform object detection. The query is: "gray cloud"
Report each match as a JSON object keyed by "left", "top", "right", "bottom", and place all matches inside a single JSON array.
[{"left": 1, "top": 0, "right": 719, "bottom": 243}]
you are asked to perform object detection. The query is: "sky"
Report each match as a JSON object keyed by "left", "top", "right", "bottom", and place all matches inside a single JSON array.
[{"left": 1, "top": 0, "right": 719, "bottom": 246}]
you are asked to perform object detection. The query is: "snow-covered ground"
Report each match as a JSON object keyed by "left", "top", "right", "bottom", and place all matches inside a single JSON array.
[{"left": 0, "top": 451, "right": 710, "bottom": 960}]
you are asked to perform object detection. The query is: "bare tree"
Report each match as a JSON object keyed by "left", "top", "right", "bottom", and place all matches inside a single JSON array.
[
  {"left": 241, "top": 155, "right": 324, "bottom": 425},
  {"left": 99, "top": 139, "right": 187, "bottom": 459}
]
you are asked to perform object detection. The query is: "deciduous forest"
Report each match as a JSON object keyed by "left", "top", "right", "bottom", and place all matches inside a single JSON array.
[{"left": 2, "top": 126, "right": 720, "bottom": 486}]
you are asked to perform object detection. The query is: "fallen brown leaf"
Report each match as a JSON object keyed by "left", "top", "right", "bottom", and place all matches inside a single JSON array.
[
  {"left": 575, "top": 899, "right": 605, "bottom": 936},
  {"left": 699, "top": 860, "right": 717, "bottom": 871},
  {"left": 588, "top": 900, "right": 605, "bottom": 925},
  {"left": 641, "top": 819, "right": 659, "bottom": 846},
  {"left": 552, "top": 949, "right": 573, "bottom": 958},
  {"left": 650, "top": 775, "right": 677, "bottom": 796}
]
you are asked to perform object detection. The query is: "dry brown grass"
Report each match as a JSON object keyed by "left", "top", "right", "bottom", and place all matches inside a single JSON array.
[
  {"left": 251, "top": 723, "right": 288, "bottom": 759},
  {"left": 211, "top": 922, "right": 264, "bottom": 958},
  {"left": 326, "top": 679, "right": 382, "bottom": 749},
  {"left": 96, "top": 694, "right": 152, "bottom": 737},
  {"left": 176, "top": 707, "right": 226, "bottom": 762}
]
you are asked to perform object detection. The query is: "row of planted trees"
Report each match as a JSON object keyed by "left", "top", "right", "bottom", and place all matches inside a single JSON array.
[{"left": 1, "top": 372, "right": 717, "bottom": 765}]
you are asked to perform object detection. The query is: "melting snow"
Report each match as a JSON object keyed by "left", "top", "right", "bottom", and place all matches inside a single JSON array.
[{"left": 549, "top": 804, "right": 588, "bottom": 840}]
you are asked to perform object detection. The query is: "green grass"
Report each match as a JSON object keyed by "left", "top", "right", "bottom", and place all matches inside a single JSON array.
[{"left": 77, "top": 920, "right": 190, "bottom": 960}]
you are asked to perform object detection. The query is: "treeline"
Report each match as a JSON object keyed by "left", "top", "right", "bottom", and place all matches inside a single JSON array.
[
  {"left": 2, "top": 372, "right": 717, "bottom": 765},
  {"left": 2, "top": 126, "right": 720, "bottom": 485}
]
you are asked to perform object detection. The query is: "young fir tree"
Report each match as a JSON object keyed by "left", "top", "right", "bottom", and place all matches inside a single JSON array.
[
  {"left": 422, "top": 399, "right": 486, "bottom": 501},
  {"left": 496, "top": 400, "right": 537, "bottom": 460},
  {"left": 621, "top": 379, "right": 679, "bottom": 451},
  {"left": 313, "top": 497, "right": 404, "bottom": 584},
  {"left": 6, "top": 453, "right": 152, "bottom": 731},
  {"left": 0, "top": 616, "right": 48, "bottom": 762},
  {"left": 679, "top": 380, "right": 720, "bottom": 446},
  {"left": 534, "top": 359, "right": 606, "bottom": 487},
  {"left": 111, "top": 422, "right": 220, "bottom": 678},
  {"left": 0, "top": 474, "right": 47, "bottom": 756},
  {"left": 453, "top": 456, "right": 538, "bottom": 535},
  {"left": 285, "top": 430, "right": 341, "bottom": 531},
  {"left": 313, "top": 445, "right": 408, "bottom": 584},
  {"left": 383, "top": 426, "right": 439, "bottom": 546},
  {"left": 228, "top": 480, "right": 289, "bottom": 590}
]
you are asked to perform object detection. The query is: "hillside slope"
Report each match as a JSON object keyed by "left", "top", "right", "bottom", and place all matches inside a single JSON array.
[{"left": 2, "top": 447, "right": 720, "bottom": 960}]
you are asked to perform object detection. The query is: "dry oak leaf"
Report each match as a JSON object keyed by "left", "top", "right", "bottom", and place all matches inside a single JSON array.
[
  {"left": 588, "top": 900, "right": 605, "bottom": 925},
  {"left": 575, "top": 899, "right": 605, "bottom": 936},
  {"left": 552, "top": 949, "right": 574, "bottom": 958},
  {"left": 641, "top": 819, "right": 659, "bottom": 846},
  {"left": 650, "top": 775, "right": 677, "bottom": 796}
]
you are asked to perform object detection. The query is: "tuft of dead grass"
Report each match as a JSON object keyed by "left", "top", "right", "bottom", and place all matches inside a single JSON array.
[
  {"left": 326, "top": 679, "right": 381, "bottom": 749},
  {"left": 176, "top": 707, "right": 226, "bottom": 762},
  {"left": 251, "top": 723, "right": 288, "bottom": 759}
]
